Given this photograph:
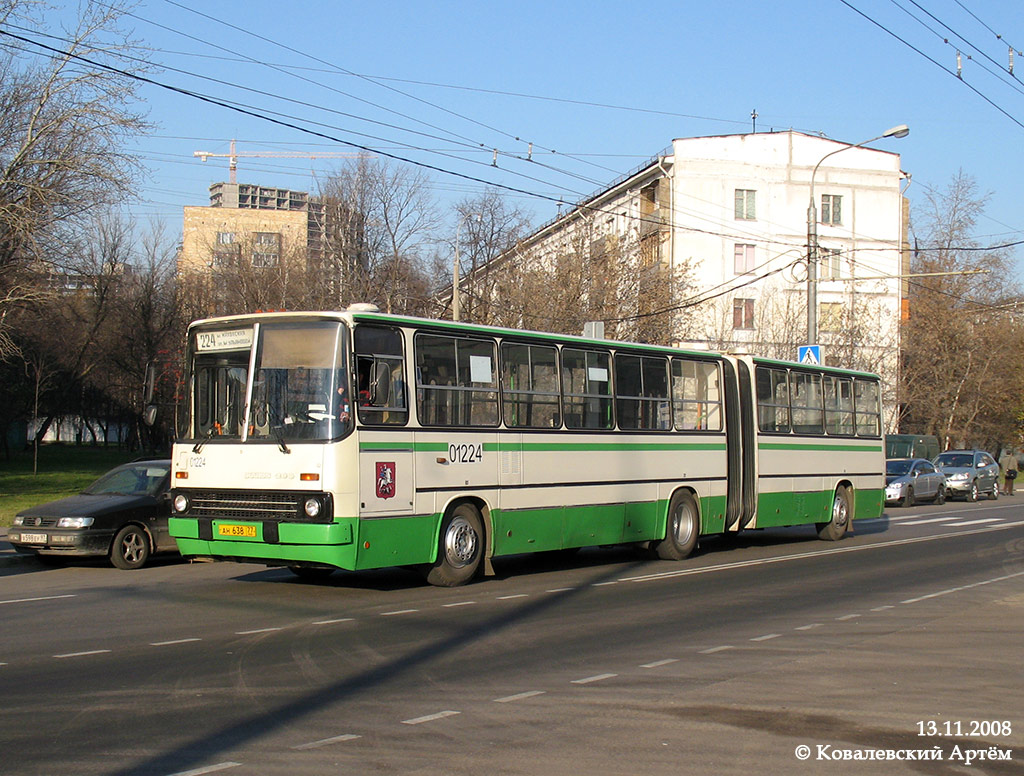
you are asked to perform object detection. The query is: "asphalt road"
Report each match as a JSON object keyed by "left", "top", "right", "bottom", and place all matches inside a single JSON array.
[{"left": 1, "top": 498, "right": 1023, "bottom": 776}]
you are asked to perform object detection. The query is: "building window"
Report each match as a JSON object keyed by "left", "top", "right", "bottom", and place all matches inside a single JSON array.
[
  {"left": 733, "top": 298, "right": 755, "bottom": 330},
  {"left": 734, "top": 189, "right": 756, "bottom": 221},
  {"left": 216, "top": 231, "right": 235, "bottom": 245},
  {"left": 254, "top": 232, "right": 280, "bottom": 247},
  {"left": 734, "top": 243, "right": 755, "bottom": 274},
  {"left": 820, "top": 247, "right": 841, "bottom": 281},
  {"left": 821, "top": 194, "right": 842, "bottom": 225},
  {"left": 820, "top": 302, "right": 844, "bottom": 332},
  {"left": 251, "top": 252, "right": 279, "bottom": 268},
  {"left": 211, "top": 251, "right": 236, "bottom": 267}
]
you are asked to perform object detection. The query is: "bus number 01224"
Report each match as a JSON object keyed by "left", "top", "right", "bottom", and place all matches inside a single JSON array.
[{"left": 448, "top": 443, "right": 483, "bottom": 464}]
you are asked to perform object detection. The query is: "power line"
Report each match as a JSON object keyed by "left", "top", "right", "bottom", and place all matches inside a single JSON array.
[{"left": 838, "top": 0, "right": 1024, "bottom": 132}]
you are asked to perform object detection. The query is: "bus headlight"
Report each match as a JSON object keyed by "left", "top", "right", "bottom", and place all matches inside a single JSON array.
[
  {"left": 303, "top": 497, "right": 322, "bottom": 518},
  {"left": 173, "top": 494, "right": 190, "bottom": 513}
]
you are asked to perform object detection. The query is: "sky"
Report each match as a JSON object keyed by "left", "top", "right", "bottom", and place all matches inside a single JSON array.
[{"left": 32, "top": 0, "right": 1024, "bottom": 275}]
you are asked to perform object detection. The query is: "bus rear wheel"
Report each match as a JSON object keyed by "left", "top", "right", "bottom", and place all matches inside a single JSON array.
[
  {"left": 817, "top": 487, "right": 851, "bottom": 541},
  {"left": 426, "top": 503, "right": 484, "bottom": 587},
  {"left": 656, "top": 491, "right": 699, "bottom": 561}
]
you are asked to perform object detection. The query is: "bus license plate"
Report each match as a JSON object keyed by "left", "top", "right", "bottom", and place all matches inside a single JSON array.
[
  {"left": 218, "top": 524, "right": 257, "bottom": 538},
  {"left": 19, "top": 532, "right": 47, "bottom": 544}
]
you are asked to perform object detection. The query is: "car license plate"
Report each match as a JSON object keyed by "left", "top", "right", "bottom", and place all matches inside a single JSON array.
[
  {"left": 217, "top": 524, "right": 257, "bottom": 538},
  {"left": 19, "top": 532, "right": 47, "bottom": 544}
]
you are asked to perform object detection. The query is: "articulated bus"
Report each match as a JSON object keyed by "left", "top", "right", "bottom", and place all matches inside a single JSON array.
[{"left": 168, "top": 305, "right": 884, "bottom": 586}]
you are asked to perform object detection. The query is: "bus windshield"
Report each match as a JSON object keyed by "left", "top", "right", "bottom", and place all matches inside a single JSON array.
[{"left": 186, "top": 320, "right": 351, "bottom": 443}]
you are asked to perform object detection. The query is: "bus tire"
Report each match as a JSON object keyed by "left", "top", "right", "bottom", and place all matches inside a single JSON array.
[
  {"left": 426, "top": 503, "right": 484, "bottom": 587},
  {"left": 656, "top": 491, "right": 699, "bottom": 561},
  {"left": 817, "top": 487, "right": 851, "bottom": 541}
]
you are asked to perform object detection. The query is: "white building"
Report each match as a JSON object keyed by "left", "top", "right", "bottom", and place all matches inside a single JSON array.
[{"left": 507, "top": 130, "right": 909, "bottom": 422}]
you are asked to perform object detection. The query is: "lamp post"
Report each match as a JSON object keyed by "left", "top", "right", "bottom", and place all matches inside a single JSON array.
[
  {"left": 806, "top": 124, "right": 909, "bottom": 345},
  {"left": 452, "top": 211, "right": 484, "bottom": 322}
]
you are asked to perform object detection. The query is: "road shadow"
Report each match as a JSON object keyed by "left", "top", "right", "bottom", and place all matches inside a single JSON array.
[{"left": 109, "top": 556, "right": 650, "bottom": 776}]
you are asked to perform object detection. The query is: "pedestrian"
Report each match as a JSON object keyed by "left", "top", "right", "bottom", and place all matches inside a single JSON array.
[{"left": 1001, "top": 449, "right": 1018, "bottom": 495}]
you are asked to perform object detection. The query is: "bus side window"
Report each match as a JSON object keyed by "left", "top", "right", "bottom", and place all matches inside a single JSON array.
[
  {"left": 824, "top": 376, "right": 855, "bottom": 435},
  {"left": 416, "top": 333, "right": 498, "bottom": 427},
  {"left": 354, "top": 325, "right": 408, "bottom": 426},
  {"left": 562, "top": 348, "right": 613, "bottom": 429},
  {"left": 854, "top": 378, "right": 881, "bottom": 437},
  {"left": 501, "top": 342, "right": 561, "bottom": 428},
  {"left": 790, "top": 371, "right": 824, "bottom": 435},
  {"left": 672, "top": 358, "right": 722, "bottom": 431},
  {"left": 756, "top": 366, "right": 790, "bottom": 433}
]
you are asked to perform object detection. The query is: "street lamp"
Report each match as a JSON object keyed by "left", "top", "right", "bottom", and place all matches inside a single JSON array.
[
  {"left": 806, "top": 124, "right": 909, "bottom": 345},
  {"left": 453, "top": 211, "right": 485, "bottom": 322}
]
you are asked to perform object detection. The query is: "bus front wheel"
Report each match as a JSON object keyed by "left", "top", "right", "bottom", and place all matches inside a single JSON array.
[
  {"left": 817, "top": 487, "right": 851, "bottom": 541},
  {"left": 656, "top": 491, "right": 699, "bottom": 561},
  {"left": 426, "top": 503, "right": 484, "bottom": 587}
]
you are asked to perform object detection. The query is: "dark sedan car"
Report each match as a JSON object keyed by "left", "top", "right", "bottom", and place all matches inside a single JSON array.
[{"left": 8, "top": 459, "right": 174, "bottom": 569}]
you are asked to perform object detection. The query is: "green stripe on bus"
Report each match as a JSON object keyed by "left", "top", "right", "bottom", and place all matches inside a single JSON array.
[
  {"left": 360, "top": 441, "right": 727, "bottom": 453},
  {"left": 758, "top": 442, "right": 883, "bottom": 452}
]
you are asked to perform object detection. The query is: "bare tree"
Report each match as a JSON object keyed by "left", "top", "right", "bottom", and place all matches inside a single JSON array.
[
  {"left": 312, "top": 159, "right": 436, "bottom": 315},
  {"left": 0, "top": 0, "right": 150, "bottom": 354},
  {"left": 901, "top": 172, "right": 1024, "bottom": 449},
  {"left": 442, "top": 188, "right": 534, "bottom": 323},
  {"left": 478, "top": 212, "right": 692, "bottom": 346}
]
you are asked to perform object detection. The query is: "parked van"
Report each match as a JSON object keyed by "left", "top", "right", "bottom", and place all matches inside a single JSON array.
[{"left": 885, "top": 434, "right": 940, "bottom": 461}]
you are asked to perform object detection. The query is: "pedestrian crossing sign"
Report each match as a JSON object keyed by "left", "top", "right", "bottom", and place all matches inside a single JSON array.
[{"left": 798, "top": 345, "right": 821, "bottom": 365}]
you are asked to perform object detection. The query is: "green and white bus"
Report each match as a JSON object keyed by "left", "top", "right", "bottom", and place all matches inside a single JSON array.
[{"left": 168, "top": 306, "right": 884, "bottom": 586}]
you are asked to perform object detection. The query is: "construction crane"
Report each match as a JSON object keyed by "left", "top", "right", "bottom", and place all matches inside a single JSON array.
[{"left": 193, "top": 139, "right": 373, "bottom": 183}]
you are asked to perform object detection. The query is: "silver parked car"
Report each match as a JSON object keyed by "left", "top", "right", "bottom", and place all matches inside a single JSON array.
[
  {"left": 934, "top": 449, "right": 999, "bottom": 502},
  {"left": 885, "top": 458, "right": 946, "bottom": 506}
]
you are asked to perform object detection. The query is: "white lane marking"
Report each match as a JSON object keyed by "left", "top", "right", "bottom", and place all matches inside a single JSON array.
[
  {"left": 623, "top": 521, "right": 1024, "bottom": 584},
  {"left": 699, "top": 646, "right": 734, "bottom": 654},
  {"left": 151, "top": 638, "right": 202, "bottom": 647},
  {"left": 235, "top": 627, "right": 282, "bottom": 635},
  {"left": 795, "top": 623, "right": 822, "bottom": 631},
  {"left": 402, "top": 710, "right": 460, "bottom": 725},
  {"left": 750, "top": 633, "right": 781, "bottom": 642},
  {"left": 640, "top": 658, "right": 679, "bottom": 669},
  {"left": 871, "top": 605, "right": 895, "bottom": 611},
  {"left": 899, "top": 517, "right": 960, "bottom": 526},
  {"left": 945, "top": 518, "right": 1002, "bottom": 527},
  {"left": 381, "top": 609, "right": 418, "bottom": 617},
  {"left": 292, "top": 733, "right": 360, "bottom": 750},
  {"left": 836, "top": 614, "right": 861, "bottom": 621},
  {"left": 572, "top": 673, "right": 617, "bottom": 684},
  {"left": 168, "top": 763, "right": 241, "bottom": 776},
  {"left": 443, "top": 601, "right": 476, "bottom": 608},
  {"left": 53, "top": 649, "right": 111, "bottom": 659},
  {"left": 901, "top": 570, "right": 1024, "bottom": 604},
  {"left": 546, "top": 588, "right": 575, "bottom": 593},
  {"left": 497, "top": 594, "right": 528, "bottom": 600},
  {"left": 0, "top": 594, "right": 76, "bottom": 605},
  {"left": 494, "top": 690, "right": 546, "bottom": 703},
  {"left": 312, "top": 618, "right": 353, "bottom": 625},
  {"left": 591, "top": 581, "right": 618, "bottom": 587},
  {"left": 889, "top": 503, "right": 1021, "bottom": 520}
]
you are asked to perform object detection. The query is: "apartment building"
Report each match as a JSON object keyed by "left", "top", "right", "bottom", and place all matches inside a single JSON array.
[
  {"left": 177, "top": 182, "right": 326, "bottom": 275},
  {"left": 507, "top": 131, "right": 908, "bottom": 393}
]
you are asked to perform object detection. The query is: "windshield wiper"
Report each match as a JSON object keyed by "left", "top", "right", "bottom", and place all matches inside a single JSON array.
[
  {"left": 258, "top": 399, "right": 291, "bottom": 455},
  {"left": 192, "top": 429, "right": 213, "bottom": 454}
]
